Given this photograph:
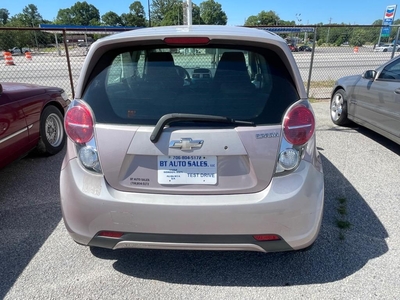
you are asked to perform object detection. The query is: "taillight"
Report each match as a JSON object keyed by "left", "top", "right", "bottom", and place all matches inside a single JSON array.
[
  {"left": 283, "top": 104, "right": 315, "bottom": 145},
  {"left": 164, "top": 37, "right": 210, "bottom": 45},
  {"left": 65, "top": 103, "right": 94, "bottom": 144}
]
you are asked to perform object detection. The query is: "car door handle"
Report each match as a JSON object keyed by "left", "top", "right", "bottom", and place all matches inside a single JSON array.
[{"left": 395, "top": 88, "right": 400, "bottom": 94}]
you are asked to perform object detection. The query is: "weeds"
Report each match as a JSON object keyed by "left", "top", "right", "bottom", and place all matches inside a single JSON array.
[{"left": 335, "top": 196, "right": 351, "bottom": 240}]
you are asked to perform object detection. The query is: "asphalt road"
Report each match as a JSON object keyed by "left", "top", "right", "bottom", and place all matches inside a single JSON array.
[{"left": 0, "top": 101, "right": 399, "bottom": 299}]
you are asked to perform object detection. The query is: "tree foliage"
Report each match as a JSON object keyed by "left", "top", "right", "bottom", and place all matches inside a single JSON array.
[
  {"left": 150, "top": 0, "right": 182, "bottom": 26},
  {"left": 245, "top": 10, "right": 279, "bottom": 26},
  {"left": 244, "top": 10, "right": 294, "bottom": 26},
  {"left": 55, "top": 1, "right": 100, "bottom": 25},
  {"left": 199, "top": 0, "right": 227, "bottom": 25},
  {"left": 0, "top": 8, "right": 10, "bottom": 25},
  {"left": 120, "top": 1, "right": 147, "bottom": 27},
  {"left": 102, "top": 11, "right": 122, "bottom": 26}
]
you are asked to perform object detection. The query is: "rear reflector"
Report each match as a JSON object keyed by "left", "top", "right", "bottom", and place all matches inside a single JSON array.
[
  {"left": 253, "top": 234, "right": 281, "bottom": 241},
  {"left": 164, "top": 37, "right": 210, "bottom": 45},
  {"left": 98, "top": 231, "right": 124, "bottom": 238}
]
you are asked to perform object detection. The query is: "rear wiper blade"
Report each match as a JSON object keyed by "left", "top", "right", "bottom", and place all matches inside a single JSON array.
[{"left": 150, "top": 113, "right": 255, "bottom": 143}]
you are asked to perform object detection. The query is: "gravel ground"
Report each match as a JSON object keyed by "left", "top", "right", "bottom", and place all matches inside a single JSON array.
[{"left": 0, "top": 101, "right": 399, "bottom": 299}]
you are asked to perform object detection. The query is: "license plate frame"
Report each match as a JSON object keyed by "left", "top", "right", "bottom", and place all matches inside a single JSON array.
[{"left": 157, "top": 155, "right": 217, "bottom": 185}]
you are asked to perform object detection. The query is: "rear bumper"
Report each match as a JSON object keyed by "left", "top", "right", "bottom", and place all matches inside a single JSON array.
[{"left": 60, "top": 158, "right": 324, "bottom": 253}]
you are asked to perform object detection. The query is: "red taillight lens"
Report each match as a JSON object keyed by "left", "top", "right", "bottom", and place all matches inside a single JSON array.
[
  {"left": 164, "top": 37, "right": 210, "bottom": 45},
  {"left": 253, "top": 234, "right": 281, "bottom": 241},
  {"left": 65, "top": 104, "right": 94, "bottom": 144},
  {"left": 283, "top": 104, "right": 315, "bottom": 145},
  {"left": 98, "top": 231, "right": 124, "bottom": 238}
]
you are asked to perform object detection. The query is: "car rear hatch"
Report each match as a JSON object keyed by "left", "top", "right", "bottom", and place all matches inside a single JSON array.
[{"left": 73, "top": 31, "right": 301, "bottom": 195}]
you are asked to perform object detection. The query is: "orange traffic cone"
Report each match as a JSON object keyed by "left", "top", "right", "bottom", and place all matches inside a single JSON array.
[
  {"left": 3, "top": 52, "right": 15, "bottom": 65},
  {"left": 25, "top": 51, "right": 32, "bottom": 60}
]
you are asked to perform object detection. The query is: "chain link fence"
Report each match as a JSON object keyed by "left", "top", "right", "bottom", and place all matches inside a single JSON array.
[{"left": 0, "top": 25, "right": 397, "bottom": 99}]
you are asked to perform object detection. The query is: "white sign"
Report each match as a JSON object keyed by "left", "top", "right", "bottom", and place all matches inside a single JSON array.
[{"left": 158, "top": 155, "right": 217, "bottom": 185}]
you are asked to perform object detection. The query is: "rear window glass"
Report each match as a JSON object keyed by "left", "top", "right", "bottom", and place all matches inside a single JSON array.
[{"left": 83, "top": 45, "right": 299, "bottom": 125}]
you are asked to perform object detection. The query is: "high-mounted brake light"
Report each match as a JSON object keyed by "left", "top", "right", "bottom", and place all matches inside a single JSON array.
[
  {"left": 65, "top": 103, "right": 94, "bottom": 144},
  {"left": 283, "top": 104, "right": 315, "bottom": 146},
  {"left": 164, "top": 37, "right": 210, "bottom": 45}
]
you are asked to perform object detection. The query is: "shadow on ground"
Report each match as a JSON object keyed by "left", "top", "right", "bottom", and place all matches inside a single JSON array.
[
  {"left": 91, "top": 151, "right": 389, "bottom": 286},
  {"left": 0, "top": 149, "right": 65, "bottom": 299}
]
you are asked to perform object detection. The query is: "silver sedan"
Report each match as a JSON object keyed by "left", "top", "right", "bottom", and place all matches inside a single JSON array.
[{"left": 330, "top": 55, "right": 400, "bottom": 144}]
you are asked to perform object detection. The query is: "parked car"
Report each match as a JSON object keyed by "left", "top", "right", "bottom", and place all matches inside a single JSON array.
[
  {"left": 331, "top": 55, "right": 400, "bottom": 144},
  {"left": 9, "top": 47, "right": 31, "bottom": 55},
  {"left": 288, "top": 44, "right": 298, "bottom": 52},
  {"left": 0, "top": 82, "right": 70, "bottom": 169},
  {"left": 373, "top": 44, "right": 400, "bottom": 52},
  {"left": 298, "top": 45, "right": 312, "bottom": 52},
  {"left": 60, "top": 25, "right": 324, "bottom": 253},
  {"left": 78, "top": 42, "right": 92, "bottom": 47}
]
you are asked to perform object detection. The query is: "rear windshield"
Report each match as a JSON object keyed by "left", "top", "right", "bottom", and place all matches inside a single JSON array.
[{"left": 82, "top": 45, "right": 299, "bottom": 125}]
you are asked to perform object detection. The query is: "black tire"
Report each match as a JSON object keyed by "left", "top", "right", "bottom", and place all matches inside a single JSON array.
[
  {"left": 37, "top": 106, "right": 65, "bottom": 155},
  {"left": 383, "top": 48, "right": 388, "bottom": 52},
  {"left": 330, "top": 89, "right": 351, "bottom": 126}
]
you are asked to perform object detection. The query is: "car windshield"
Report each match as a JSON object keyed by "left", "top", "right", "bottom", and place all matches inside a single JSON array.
[{"left": 82, "top": 45, "right": 299, "bottom": 126}]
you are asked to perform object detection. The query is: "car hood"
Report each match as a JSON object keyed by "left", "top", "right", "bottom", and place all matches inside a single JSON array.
[
  {"left": 1, "top": 82, "right": 61, "bottom": 101},
  {"left": 335, "top": 74, "right": 362, "bottom": 87}
]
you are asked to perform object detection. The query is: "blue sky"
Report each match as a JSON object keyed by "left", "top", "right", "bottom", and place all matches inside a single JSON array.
[{"left": 2, "top": 0, "right": 393, "bottom": 25}]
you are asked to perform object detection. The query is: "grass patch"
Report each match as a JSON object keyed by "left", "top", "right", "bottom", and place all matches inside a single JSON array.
[
  {"left": 306, "top": 80, "right": 336, "bottom": 89},
  {"left": 335, "top": 196, "right": 352, "bottom": 240},
  {"left": 336, "top": 220, "right": 351, "bottom": 229}
]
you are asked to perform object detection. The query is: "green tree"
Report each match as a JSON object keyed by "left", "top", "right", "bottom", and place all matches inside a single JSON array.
[
  {"left": 102, "top": 11, "right": 122, "bottom": 26},
  {"left": 349, "top": 28, "right": 367, "bottom": 46},
  {"left": 22, "top": 4, "right": 43, "bottom": 26},
  {"left": 192, "top": 4, "right": 204, "bottom": 25},
  {"left": 0, "top": 8, "right": 10, "bottom": 25},
  {"left": 200, "top": 0, "right": 227, "bottom": 25},
  {"left": 244, "top": 10, "right": 280, "bottom": 26},
  {"left": 121, "top": 1, "right": 147, "bottom": 27},
  {"left": 56, "top": 1, "right": 100, "bottom": 25},
  {"left": 160, "top": 2, "right": 183, "bottom": 25},
  {"left": 150, "top": 0, "right": 182, "bottom": 26},
  {"left": 55, "top": 8, "right": 73, "bottom": 24}
]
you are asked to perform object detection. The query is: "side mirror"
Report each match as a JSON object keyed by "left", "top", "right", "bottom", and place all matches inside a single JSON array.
[{"left": 363, "top": 70, "right": 376, "bottom": 80}]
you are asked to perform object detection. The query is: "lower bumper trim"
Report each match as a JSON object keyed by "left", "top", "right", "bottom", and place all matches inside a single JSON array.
[{"left": 88, "top": 232, "right": 294, "bottom": 253}]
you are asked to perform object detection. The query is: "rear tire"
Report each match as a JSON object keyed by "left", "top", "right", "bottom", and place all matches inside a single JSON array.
[
  {"left": 330, "top": 89, "right": 351, "bottom": 126},
  {"left": 37, "top": 106, "right": 65, "bottom": 155}
]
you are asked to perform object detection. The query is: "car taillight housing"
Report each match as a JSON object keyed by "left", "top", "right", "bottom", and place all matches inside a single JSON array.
[
  {"left": 65, "top": 100, "right": 102, "bottom": 173},
  {"left": 65, "top": 103, "right": 94, "bottom": 144},
  {"left": 275, "top": 102, "right": 316, "bottom": 174},
  {"left": 283, "top": 104, "right": 315, "bottom": 146}
]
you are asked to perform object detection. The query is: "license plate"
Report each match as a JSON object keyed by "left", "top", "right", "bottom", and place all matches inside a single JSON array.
[{"left": 157, "top": 155, "right": 217, "bottom": 185}]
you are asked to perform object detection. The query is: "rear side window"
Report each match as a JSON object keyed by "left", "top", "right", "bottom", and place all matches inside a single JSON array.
[{"left": 83, "top": 45, "right": 299, "bottom": 125}]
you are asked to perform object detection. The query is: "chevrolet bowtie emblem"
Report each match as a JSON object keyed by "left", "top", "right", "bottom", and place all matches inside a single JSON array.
[{"left": 169, "top": 138, "right": 204, "bottom": 150}]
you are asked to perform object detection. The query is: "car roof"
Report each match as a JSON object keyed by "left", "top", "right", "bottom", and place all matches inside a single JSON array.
[{"left": 96, "top": 25, "right": 284, "bottom": 45}]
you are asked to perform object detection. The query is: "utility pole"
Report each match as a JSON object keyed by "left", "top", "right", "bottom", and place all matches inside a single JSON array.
[
  {"left": 148, "top": 0, "right": 151, "bottom": 27},
  {"left": 326, "top": 17, "right": 332, "bottom": 43},
  {"left": 187, "top": 0, "right": 192, "bottom": 26}
]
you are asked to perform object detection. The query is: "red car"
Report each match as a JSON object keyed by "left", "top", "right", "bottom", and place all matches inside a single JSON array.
[
  {"left": 288, "top": 44, "right": 298, "bottom": 52},
  {"left": 0, "top": 82, "right": 70, "bottom": 169}
]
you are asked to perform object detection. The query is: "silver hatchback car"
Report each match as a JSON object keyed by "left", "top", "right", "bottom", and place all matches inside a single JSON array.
[{"left": 60, "top": 25, "right": 324, "bottom": 253}]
